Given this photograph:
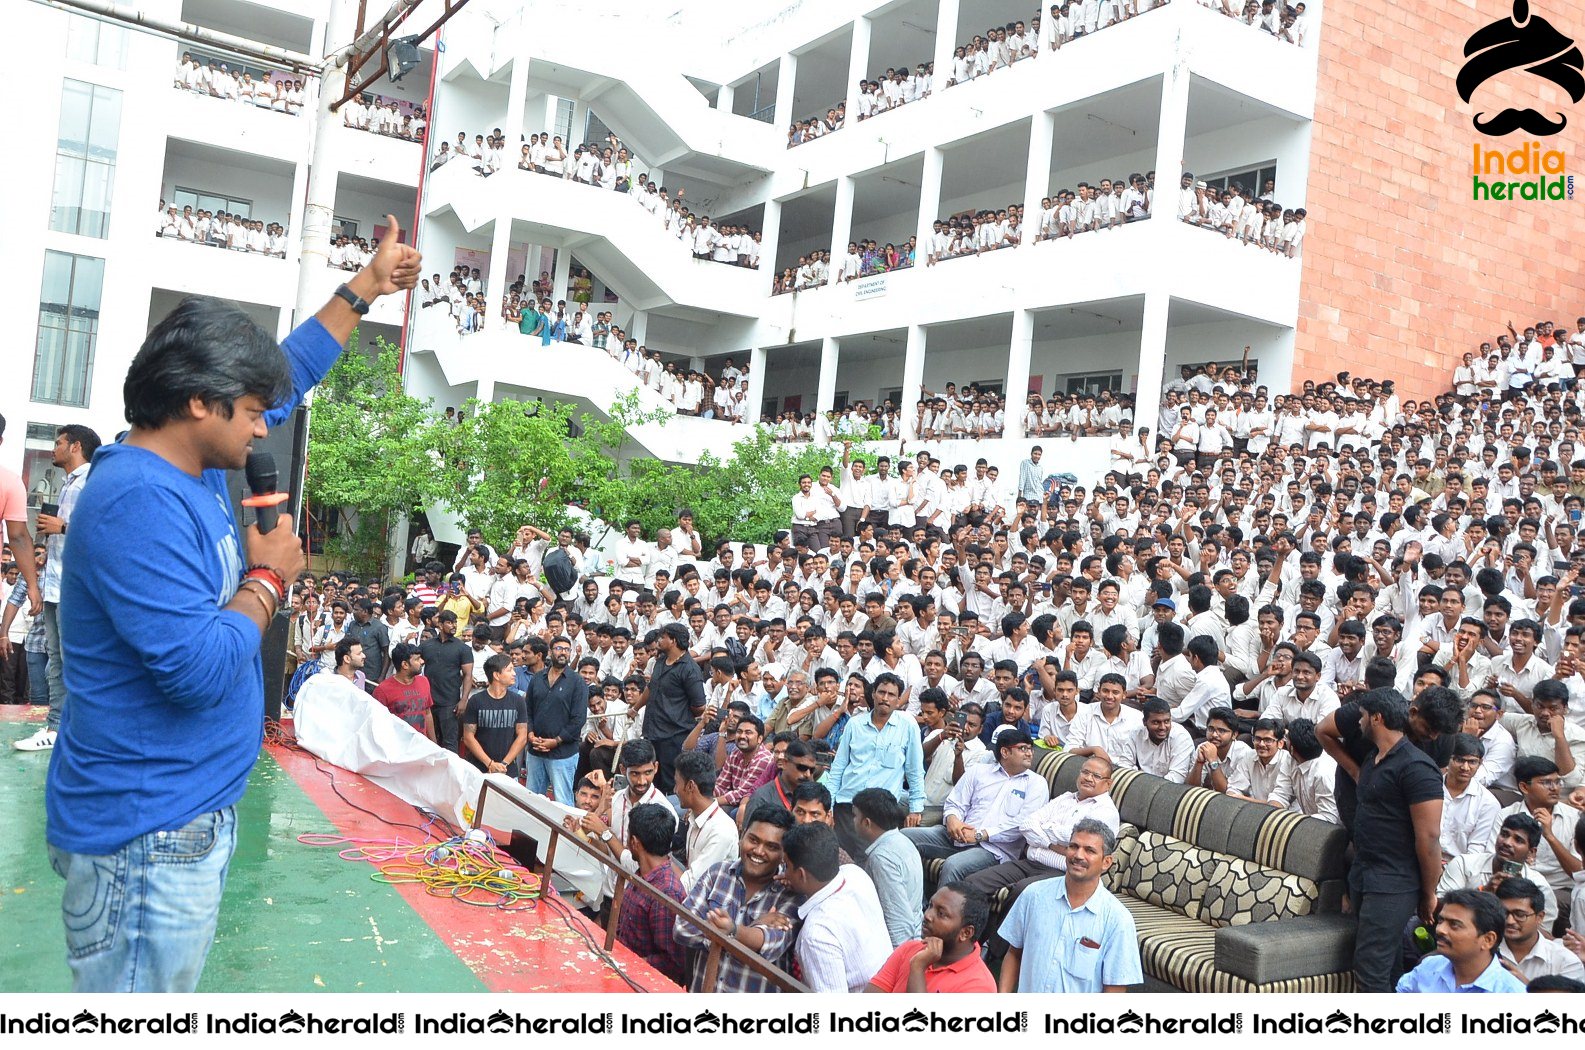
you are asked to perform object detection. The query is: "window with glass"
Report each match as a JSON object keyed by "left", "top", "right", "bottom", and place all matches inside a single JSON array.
[
  {"left": 66, "top": 14, "right": 129, "bottom": 68},
  {"left": 1063, "top": 372, "right": 1125, "bottom": 396},
  {"left": 31, "top": 251, "right": 105, "bottom": 408},
  {"left": 50, "top": 79, "right": 121, "bottom": 238},
  {"left": 553, "top": 98, "right": 576, "bottom": 145},
  {"left": 171, "top": 187, "right": 252, "bottom": 220},
  {"left": 1201, "top": 163, "right": 1279, "bottom": 198}
]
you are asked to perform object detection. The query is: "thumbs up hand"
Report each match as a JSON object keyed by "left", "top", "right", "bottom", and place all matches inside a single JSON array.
[{"left": 362, "top": 213, "right": 423, "bottom": 296}]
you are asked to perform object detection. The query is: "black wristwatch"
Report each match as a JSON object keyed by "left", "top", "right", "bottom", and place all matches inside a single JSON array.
[{"left": 333, "top": 283, "right": 371, "bottom": 315}]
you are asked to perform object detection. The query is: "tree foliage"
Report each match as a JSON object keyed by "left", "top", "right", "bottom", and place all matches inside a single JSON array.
[
  {"left": 312, "top": 341, "right": 842, "bottom": 571},
  {"left": 304, "top": 333, "right": 448, "bottom": 576}
]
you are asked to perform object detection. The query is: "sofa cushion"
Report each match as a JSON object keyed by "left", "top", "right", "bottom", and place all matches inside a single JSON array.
[
  {"left": 1119, "top": 830, "right": 1217, "bottom": 919},
  {"left": 1103, "top": 823, "right": 1141, "bottom": 893},
  {"left": 1198, "top": 854, "right": 1321, "bottom": 927},
  {"left": 1120, "top": 895, "right": 1355, "bottom": 993}
]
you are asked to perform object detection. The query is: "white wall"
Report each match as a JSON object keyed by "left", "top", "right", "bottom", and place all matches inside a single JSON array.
[{"left": 161, "top": 150, "right": 295, "bottom": 226}]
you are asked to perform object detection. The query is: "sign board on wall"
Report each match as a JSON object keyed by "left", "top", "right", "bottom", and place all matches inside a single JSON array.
[{"left": 852, "top": 274, "right": 888, "bottom": 301}]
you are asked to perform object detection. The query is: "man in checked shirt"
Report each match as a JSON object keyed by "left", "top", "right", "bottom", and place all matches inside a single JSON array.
[{"left": 675, "top": 807, "right": 800, "bottom": 992}]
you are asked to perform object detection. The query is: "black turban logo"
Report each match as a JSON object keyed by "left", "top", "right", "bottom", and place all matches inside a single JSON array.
[{"left": 1458, "top": 0, "right": 1585, "bottom": 135}]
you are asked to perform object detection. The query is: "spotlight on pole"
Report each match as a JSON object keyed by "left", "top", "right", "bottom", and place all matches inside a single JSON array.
[{"left": 387, "top": 34, "right": 422, "bottom": 82}]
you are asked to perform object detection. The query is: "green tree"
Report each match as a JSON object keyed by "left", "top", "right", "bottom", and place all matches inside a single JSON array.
[
  {"left": 304, "top": 333, "right": 447, "bottom": 577},
  {"left": 593, "top": 426, "right": 836, "bottom": 546},
  {"left": 436, "top": 392, "right": 670, "bottom": 546}
]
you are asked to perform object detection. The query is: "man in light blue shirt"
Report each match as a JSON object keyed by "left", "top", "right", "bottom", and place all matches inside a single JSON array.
[
  {"left": 998, "top": 818, "right": 1142, "bottom": 992},
  {"left": 827, "top": 671, "right": 926, "bottom": 855},
  {"left": 1396, "top": 888, "right": 1527, "bottom": 993}
]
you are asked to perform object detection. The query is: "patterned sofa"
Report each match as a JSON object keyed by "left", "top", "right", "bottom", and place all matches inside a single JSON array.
[{"left": 931, "top": 749, "right": 1357, "bottom": 992}]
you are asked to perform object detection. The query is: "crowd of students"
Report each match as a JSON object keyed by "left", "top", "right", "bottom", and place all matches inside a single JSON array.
[
  {"left": 154, "top": 198, "right": 288, "bottom": 256},
  {"left": 339, "top": 92, "right": 428, "bottom": 141},
  {"left": 172, "top": 52, "right": 305, "bottom": 113},
  {"left": 784, "top": 0, "right": 1310, "bottom": 148}
]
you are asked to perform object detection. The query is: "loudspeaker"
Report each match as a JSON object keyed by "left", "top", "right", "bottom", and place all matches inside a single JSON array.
[{"left": 262, "top": 611, "right": 291, "bottom": 724}]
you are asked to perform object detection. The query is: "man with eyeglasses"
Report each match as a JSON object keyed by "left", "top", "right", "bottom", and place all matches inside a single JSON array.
[
  {"left": 1463, "top": 688, "right": 1517, "bottom": 790},
  {"left": 1499, "top": 756, "right": 1582, "bottom": 908},
  {"left": 903, "top": 730, "right": 1049, "bottom": 887},
  {"left": 1441, "top": 733, "right": 1501, "bottom": 861},
  {"left": 1495, "top": 876, "right": 1585, "bottom": 982},
  {"left": 738, "top": 737, "right": 818, "bottom": 830},
  {"left": 962, "top": 755, "right": 1120, "bottom": 913}
]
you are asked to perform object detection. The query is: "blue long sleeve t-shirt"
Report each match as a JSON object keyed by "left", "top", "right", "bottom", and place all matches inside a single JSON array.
[{"left": 47, "top": 318, "right": 343, "bottom": 855}]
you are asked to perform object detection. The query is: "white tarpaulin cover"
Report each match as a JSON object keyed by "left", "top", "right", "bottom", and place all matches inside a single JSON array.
[
  {"left": 290, "top": 673, "right": 606, "bottom": 901},
  {"left": 292, "top": 672, "right": 483, "bottom": 827}
]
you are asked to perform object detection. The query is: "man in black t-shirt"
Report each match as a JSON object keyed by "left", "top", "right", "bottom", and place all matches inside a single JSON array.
[
  {"left": 463, "top": 654, "right": 528, "bottom": 778},
  {"left": 638, "top": 623, "right": 706, "bottom": 794},
  {"left": 420, "top": 610, "right": 474, "bottom": 752},
  {"left": 1344, "top": 689, "right": 1446, "bottom": 992},
  {"left": 1319, "top": 676, "right": 1463, "bottom": 832}
]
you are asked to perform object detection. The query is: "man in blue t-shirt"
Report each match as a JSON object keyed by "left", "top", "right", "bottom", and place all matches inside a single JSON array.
[{"left": 46, "top": 216, "right": 420, "bottom": 993}]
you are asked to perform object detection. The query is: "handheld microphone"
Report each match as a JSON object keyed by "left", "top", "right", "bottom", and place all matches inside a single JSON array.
[{"left": 243, "top": 452, "right": 289, "bottom": 534}]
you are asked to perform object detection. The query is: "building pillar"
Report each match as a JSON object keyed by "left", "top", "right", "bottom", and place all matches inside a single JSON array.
[
  {"left": 475, "top": 376, "right": 495, "bottom": 406},
  {"left": 773, "top": 53, "right": 799, "bottom": 131},
  {"left": 1153, "top": 61, "right": 1190, "bottom": 222},
  {"left": 552, "top": 248, "right": 572, "bottom": 306},
  {"left": 1132, "top": 64, "right": 1190, "bottom": 438},
  {"left": 628, "top": 309, "right": 648, "bottom": 345},
  {"left": 569, "top": 100, "right": 589, "bottom": 145},
  {"left": 1021, "top": 109, "right": 1054, "bottom": 247},
  {"left": 760, "top": 197, "right": 784, "bottom": 293},
  {"left": 485, "top": 55, "right": 529, "bottom": 328},
  {"left": 817, "top": 336, "right": 840, "bottom": 414},
  {"left": 1005, "top": 309, "right": 1035, "bottom": 438},
  {"left": 932, "top": 0, "right": 960, "bottom": 91},
  {"left": 747, "top": 345, "right": 768, "bottom": 423},
  {"left": 902, "top": 324, "right": 926, "bottom": 440},
  {"left": 915, "top": 146, "right": 944, "bottom": 257},
  {"left": 1135, "top": 291, "right": 1170, "bottom": 443},
  {"left": 829, "top": 175, "right": 855, "bottom": 285},
  {"left": 845, "top": 17, "right": 872, "bottom": 122},
  {"left": 717, "top": 82, "right": 735, "bottom": 112}
]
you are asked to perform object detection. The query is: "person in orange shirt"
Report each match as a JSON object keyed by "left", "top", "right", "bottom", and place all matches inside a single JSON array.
[{"left": 864, "top": 883, "right": 997, "bottom": 993}]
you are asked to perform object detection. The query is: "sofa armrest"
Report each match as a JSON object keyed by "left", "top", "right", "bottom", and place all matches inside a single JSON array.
[{"left": 1215, "top": 914, "right": 1356, "bottom": 986}]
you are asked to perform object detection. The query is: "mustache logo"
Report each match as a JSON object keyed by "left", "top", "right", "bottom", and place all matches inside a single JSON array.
[
  {"left": 1474, "top": 106, "right": 1569, "bottom": 134},
  {"left": 1458, "top": 0, "right": 1585, "bottom": 135}
]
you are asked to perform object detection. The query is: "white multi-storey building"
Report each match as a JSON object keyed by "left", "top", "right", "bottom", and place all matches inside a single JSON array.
[{"left": 4, "top": 0, "right": 1318, "bottom": 519}]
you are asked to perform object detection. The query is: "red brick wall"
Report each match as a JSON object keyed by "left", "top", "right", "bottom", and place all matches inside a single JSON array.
[{"left": 1296, "top": 0, "right": 1585, "bottom": 401}]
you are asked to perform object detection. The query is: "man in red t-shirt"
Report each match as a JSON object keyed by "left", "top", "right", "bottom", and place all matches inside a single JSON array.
[
  {"left": 372, "top": 642, "right": 434, "bottom": 740},
  {"left": 0, "top": 418, "right": 42, "bottom": 619},
  {"left": 865, "top": 882, "right": 997, "bottom": 993}
]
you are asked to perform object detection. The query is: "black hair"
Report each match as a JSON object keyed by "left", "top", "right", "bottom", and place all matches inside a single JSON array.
[
  {"left": 1438, "top": 888, "right": 1505, "bottom": 953},
  {"left": 627, "top": 803, "right": 676, "bottom": 856},
  {"left": 1286, "top": 717, "right": 1323, "bottom": 761},
  {"left": 941, "top": 881, "right": 991, "bottom": 943},
  {"left": 675, "top": 750, "right": 717, "bottom": 796},
  {"left": 851, "top": 786, "right": 906, "bottom": 830},
  {"left": 783, "top": 821, "right": 841, "bottom": 881},
  {"left": 619, "top": 739, "right": 657, "bottom": 768},
  {"left": 124, "top": 297, "right": 292, "bottom": 429}
]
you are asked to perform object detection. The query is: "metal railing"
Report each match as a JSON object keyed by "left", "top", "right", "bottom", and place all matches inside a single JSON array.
[{"left": 471, "top": 778, "right": 809, "bottom": 993}]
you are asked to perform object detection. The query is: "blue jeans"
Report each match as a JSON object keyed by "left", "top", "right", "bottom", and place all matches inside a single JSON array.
[
  {"left": 902, "top": 825, "right": 1003, "bottom": 884},
  {"left": 49, "top": 807, "right": 237, "bottom": 992},
  {"left": 525, "top": 754, "right": 578, "bottom": 803},
  {"left": 43, "top": 601, "right": 66, "bottom": 729},
  {"left": 26, "top": 649, "right": 49, "bottom": 705}
]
